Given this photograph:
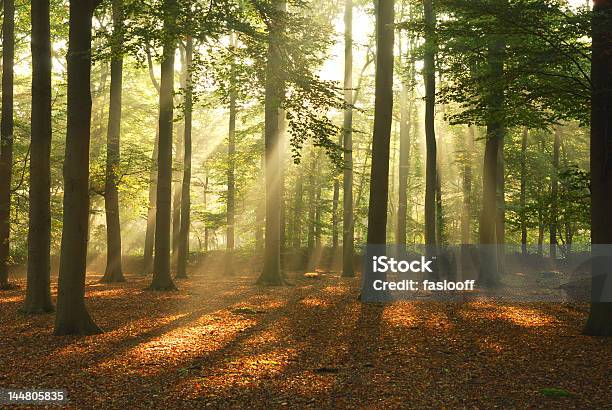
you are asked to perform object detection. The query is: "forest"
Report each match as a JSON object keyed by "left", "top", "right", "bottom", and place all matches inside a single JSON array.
[{"left": 0, "top": 0, "right": 611, "bottom": 407}]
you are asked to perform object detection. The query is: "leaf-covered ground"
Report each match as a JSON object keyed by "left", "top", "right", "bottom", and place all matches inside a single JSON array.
[{"left": 0, "top": 270, "right": 610, "bottom": 408}]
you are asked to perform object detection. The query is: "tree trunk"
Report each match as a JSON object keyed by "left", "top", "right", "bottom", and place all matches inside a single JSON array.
[
  {"left": 478, "top": 36, "right": 505, "bottom": 287},
  {"left": 341, "top": 0, "right": 355, "bottom": 277},
  {"left": 225, "top": 33, "right": 237, "bottom": 276},
  {"left": 143, "top": 137, "right": 158, "bottom": 275},
  {"left": 366, "top": 0, "right": 394, "bottom": 246},
  {"left": 396, "top": 31, "right": 411, "bottom": 247},
  {"left": 461, "top": 127, "right": 474, "bottom": 244},
  {"left": 423, "top": 0, "right": 436, "bottom": 251},
  {"left": 148, "top": 0, "right": 177, "bottom": 291},
  {"left": 143, "top": 48, "right": 160, "bottom": 275},
  {"left": 584, "top": 0, "right": 612, "bottom": 336},
  {"left": 520, "top": 127, "right": 528, "bottom": 256},
  {"left": 101, "top": 0, "right": 125, "bottom": 283},
  {"left": 171, "top": 113, "right": 183, "bottom": 270},
  {"left": 292, "top": 174, "right": 304, "bottom": 251},
  {"left": 549, "top": 127, "right": 560, "bottom": 260},
  {"left": 24, "top": 0, "right": 54, "bottom": 312},
  {"left": 496, "top": 128, "right": 505, "bottom": 274},
  {"left": 257, "top": 0, "right": 286, "bottom": 285},
  {"left": 54, "top": 0, "right": 102, "bottom": 335},
  {"left": 176, "top": 36, "right": 193, "bottom": 279},
  {"left": 0, "top": 0, "right": 15, "bottom": 289}
]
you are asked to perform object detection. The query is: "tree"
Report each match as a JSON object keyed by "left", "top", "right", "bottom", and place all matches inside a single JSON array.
[
  {"left": 0, "top": 0, "right": 15, "bottom": 290},
  {"left": 520, "top": 127, "right": 528, "bottom": 256},
  {"left": 396, "top": 27, "right": 411, "bottom": 247},
  {"left": 225, "top": 33, "right": 237, "bottom": 277},
  {"left": 148, "top": 0, "right": 178, "bottom": 291},
  {"left": 584, "top": 0, "right": 612, "bottom": 336},
  {"left": 101, "top": 0, "right": 126, "bottom": 283},
  {"left": 54, "top": 0, "right": 103, "bottom": 336},
  {"left": 422, "top": 0, "right": 436, "bottom": 252},
  {"left": 479, "top": 33, "right": 506, "bottom": 287},
  {"left": 176, "top": 36, "right": 193, "bottom": 280},
  {"left": 549, "top": 127, "right": 560, "bottom": 260},
  {"left": 23, "top": 0, "right": 54, "bottom": 312},
  {"left": 366, "top": 0, "right": 394, "bottom": 246},
  {"left": 257, "top": 0, "right": 287, "bottom": 285},
  {"left": 342, "top": 0, "right": 355, "bottom": 277}
]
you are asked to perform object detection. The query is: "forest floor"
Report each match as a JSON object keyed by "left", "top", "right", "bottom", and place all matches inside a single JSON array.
[{"left": 0, "top": 268, "right": 611, "bottom": 409}]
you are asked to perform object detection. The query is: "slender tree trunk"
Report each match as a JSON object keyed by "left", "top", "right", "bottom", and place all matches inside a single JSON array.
[
  {"left": 292, "top": 174, "right": 304, "bottom": 250},
  {"left": 143, "top": 137, "right": 158, "bottom": 274},
  {"left": 225, "top": 33, "right": 237, "bottom": 276},
  {"left": 496, "top": 129, "right": 505, "bottom": 274},
  {"left": 101, "top": 0, "right": 125, "bottom": 283},
  {"left": 479, "top": 36, "right": 505, "bottom": 287},
  {"left": 366, "top": 0, "right": 394, "bottom": 246},
  {"left": 24, "top": 0, "right": 54, "bottom": 312},
  {"left": 461, "top": 127, "right": 474, "bottom": 244},
  {"left": 171, "top": 112, "right": 183, "bottom": 269},
  {"left": 257, "top": 0, "right": 286, "bottom": 285},
  {"left": 342, "top": 0, "right": 355, "bottom": 277},
  {"left": 54, "top": 0, "right": 102, "bottom": 335},
  {"left": 0, "top": 0, "right": 15, "bottom": 289},
  {"left": 435, "top": 164, "right": 443, "bottom": 245},
  {"left": 307, "top": 154, "right": 317, "bottom": 254},
  {"left": 520, "top": 127, "right": 528, "bottom": 256},
  {"left": 143, "top": 49, "right": 160, "bottom": 275},
  {"left": 176, "top": 36, "right": 193, "bottom": 279},
  {"left": 584, "top": 0, "right": 612, "bottom": 336},
  {"left": 423, "top": 0, "right": 436, "bottom": 251},
  {"left": 396, "top": 32, "right": 411, "bottom": 247},
  {"left": 331, "top": 159, "right": 340, "bottom": 251},
  {"left": 549, "top": 127, "right": 560, "bottom": 260},
  {"left": 148, "top": 0, "right": 177, "bottom": 291}
]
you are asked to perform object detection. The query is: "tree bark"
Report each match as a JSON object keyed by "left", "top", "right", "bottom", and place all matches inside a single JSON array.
[
  {"left": 24, "top": 0, "right": 54, "bottom": 312},
  {"left": 257, "top": 0, "right": 287, "bottom": 285},
  {"left": 0, "top": 0, "right": 15, "bottom": 289},
  {"left": 225, "top": 33, "right": 237, "bottom": 276},
  {"left": 549, "top": 127, "right": 560, "bottom": 260},
  {"left": 478, "top": 36, "right": 505, "bottom": 287},
  {"left": 396, "top": 30, "right": 411, "bottom": 247},
  {"left": 143, "top": 50, "right": 160, "bottom": 275},
  {"left": 342, "top": 0, "right": 355, "bottom": 277},
  {"left": 148, "top": 0, "right": 177, "bottom": 291},
  {"left": 496, "top": 127, "right": 505, "bottom": 274},
  {"left": 101, "top": 0, "right": 125, "bottom": 283},
  {"left": 366, "top": 0, "right": 394, "bottom": 246},
  {"left": 176, "top": 36, "right": 193, "bottom": 279},
  {"left": 461, "top": 127, "right": 474, "bottom": 244},
  {"left": 520, "top": 127, "right": 528, "bottom": 256},
  {"left": 423, "top": 0, "right": 436, "bottom": 251},
  {"left": 584, "top": 0, "right": 612, "bottom": 336},
  {"left": 54, "top": 0, "right": 102, "bottom": 335}
]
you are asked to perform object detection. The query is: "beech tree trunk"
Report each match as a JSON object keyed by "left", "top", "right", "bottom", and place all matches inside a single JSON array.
[
  {"left": 366, "top": 0, "right": 394, "bottom": 245},
  {"left": 584, "top": 0, "right": 612, "bottom": 336},
  {"left": 423, "top": 0, "right": 436, "bottom": 250},
  {"left": 479, "top": 36, "right": 505, "bottom": 287},
  {"left": 549, "top": 127, "right": 560, "bottom": 260},
  {"left": 461, "top": 127, "right": 474, "bottom": 244},
  {"left": 226, "top": 33, "right": 237, "bottom": 276},
  {"left": 149, "top": 0, "right": 177, "bottom": 291},
  {"left": 342, "top": 0, "right": 355, "bottom": 277},
  {"left": 101, "top": 0, "right": 125, "bottom": 283},
  {"left": 54, "top": 0, "right": 102, "bottom": 336},
  {"left": 257, "top": 0, "right": 287, "bottom": 285},
  {"left": 24, "top": 0, "right": 54, "bottom": 312},
  {"left": 0, "top": 0, "right": 15, "bottom": 289},
  {"left": 396, "top": 32, "right": 411, "bottom": 247},
  {"left": 520, "top": 127, "right": 528, "bottom": 256},
  {"left": 176, "top": 36, "right": 193, "bottom": 279}
]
